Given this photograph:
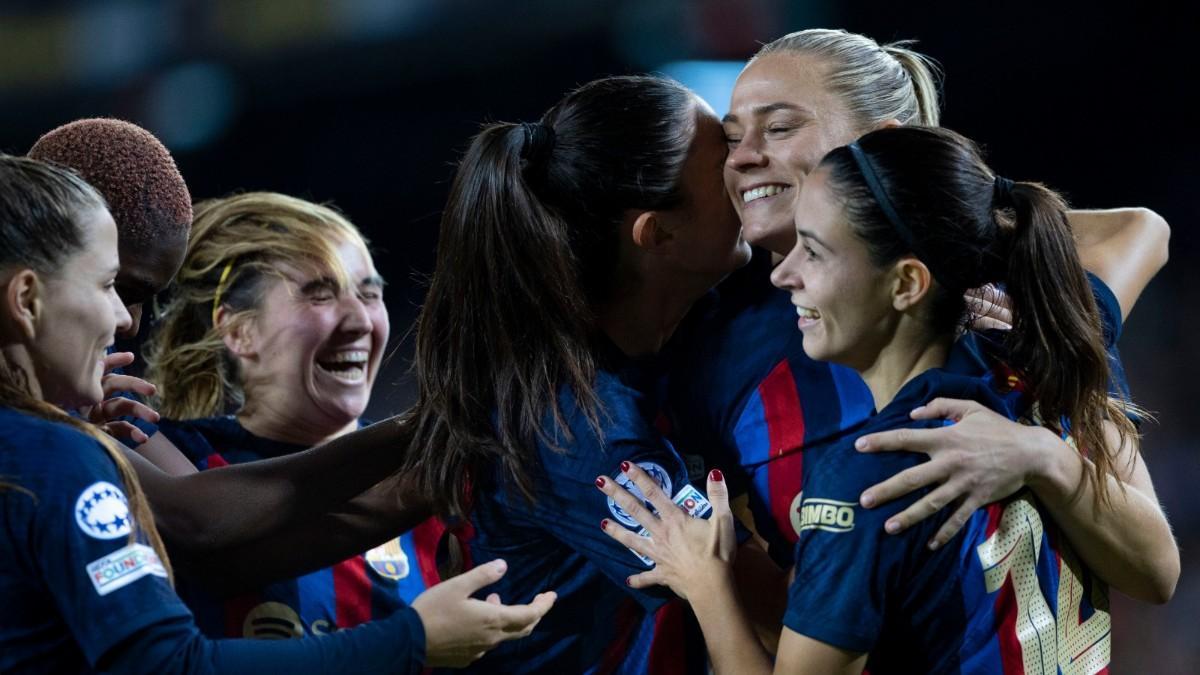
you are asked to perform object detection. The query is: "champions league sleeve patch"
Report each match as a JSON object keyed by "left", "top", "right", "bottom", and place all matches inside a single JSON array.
[
  {"left": 86, "top": 543, "right": 168, "bottom": 596},
  {"left": 606, "top": 461, "right": 673, "bottom": 528},
  {"left": 74, "top": 481, "right": 133, "bottom": 540}
]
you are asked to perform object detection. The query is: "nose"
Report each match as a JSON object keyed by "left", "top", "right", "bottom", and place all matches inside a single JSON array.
[
  {"left": 726, "top": 133, "right": 767, "bottom": 173},
  {"left": 338, "top": 293, "right": 372, "bottom": 338},
  {"left": 770, "top": 243, "right": 806, "bottom": 292},
  {"left": 115, "top": 301, "right": 136, "bottom": 338}
]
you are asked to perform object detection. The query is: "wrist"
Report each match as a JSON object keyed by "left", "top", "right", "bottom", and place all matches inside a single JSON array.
[{"left": 1024, "top": 426, "right": 1076, "bottom": 501}]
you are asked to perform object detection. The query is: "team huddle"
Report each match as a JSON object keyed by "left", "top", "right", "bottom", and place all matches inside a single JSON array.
[{"left": 0, "top": 28, "right": 1178, "bottom": 674}]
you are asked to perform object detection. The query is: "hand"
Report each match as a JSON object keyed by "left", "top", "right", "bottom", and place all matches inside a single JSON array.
[
  {"left": 854, "top": 398, "right": 1057, "bottom": 549},
  {"left": 595, "top": 463, "right": 736, "bottom": 600},
  {"left": 964, "top": 284, "right": 1012, "bottom": 332},
  {"left": 86, "top": 352, "right": 161, "bottom": 444},
  {"left": 411, "top": 559, "right": 556, "bottom": 668}
]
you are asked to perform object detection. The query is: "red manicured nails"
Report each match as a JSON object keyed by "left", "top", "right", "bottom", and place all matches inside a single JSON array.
[
  {"left": 709, "top": 469, "right": 724, "bottom": 482},
  {"left": 595, "top": 476, "right": 606, "bottom": 488},
  {"left": 620, "top": 461, "right": 631, "bottom": 472},
  {"left": 600, "top": 520, "right": 608, "bottom": 531}
]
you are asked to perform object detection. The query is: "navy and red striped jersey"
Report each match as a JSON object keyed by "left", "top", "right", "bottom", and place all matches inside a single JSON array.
[
  {"left": 661, "top": 248, "right": 874, "bottom": 566},
  {"left": 462, "top": 346, "right": 708, "bottom": 674},
  {"left": 783, "top": 355, "right": 1111, "bottom": 674},
  {"left": 156, "top": 415, "right": 443, "bottom": 639}
]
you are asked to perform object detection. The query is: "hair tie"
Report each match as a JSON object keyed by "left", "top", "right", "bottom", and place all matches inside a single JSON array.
[
  {"left": 520, "top": 122, "right": 556, "bottom": 166},
  {"left": 211, "top": 259, "right": 236, "bottom": 327},
  {"left": 993, "top": 175, "right": 1016, "bottom": 207}
]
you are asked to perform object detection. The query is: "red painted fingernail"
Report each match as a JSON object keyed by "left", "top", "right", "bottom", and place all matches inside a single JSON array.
[
  {"left": 625, "top": 576, "right": 632, "bottom": 586},
  {"left": 595, "top": 476, "right": 606, "bottom": 488},
  {"left": 709, "top": 469, "right": 724, "bottom": 482},
  {"left": 600, "top": 520, "right": 608, "bottom": 531},
  {"left": 620, "top": 461, "right": 631, "bottom": 473}
]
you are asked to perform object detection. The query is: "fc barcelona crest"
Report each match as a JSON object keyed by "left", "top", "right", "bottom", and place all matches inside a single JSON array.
[{"left": 365, "top": 538, "right": 410, "bottom": 580}]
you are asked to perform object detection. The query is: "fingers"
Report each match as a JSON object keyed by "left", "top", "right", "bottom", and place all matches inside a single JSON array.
[
  {"left": 102, "top": 351, "right": 136, "bottom": 372},
  {"left": 929, "top": 499, "right": 981, "bottom": 550},
  {"left": 619, "top": 462, "right": 678, "bottom": 519},
  {"left": 882, "top": 483, "right": 960, "bottom": 535},
  {"left": 706, "top": 468, "right": 730, "bottom": 515},
  {"left": 859, "top": 462, "right": 947, "bottom": 509},
  {"left": 594, "top": 473, "right": 661, "bottom": 534},
  {"left": 908, "top": 398, "right": 982, "bottom": 422},
  {"left": 485, "top": 593, "right": 501, "bottom": 605},
  {"left": 102, "top": 373, "right": 157, "bottom": 399},
  {"left": 598, "top": 518, "right": 654, "bottom": 559},
  {"left": 92, "top": 397, "right": 161, "bottom": 425},
  {"left": 625, "top": 570, "right": 667, "bottom": 590},
  {"left": 971, "top": 316, "right": 1012, "bottom": 332},
  {"left": 492, "top": 591, "right": 557, "bottom": 634},
  {"left": 101, "top": 421, "right": 148, "bottom": 444},
  {"left": 854, "top": 426, "right": 944, "bottom": 454},
  {"left": 439, "top": 558, "right": 508, "bottom": 596}
]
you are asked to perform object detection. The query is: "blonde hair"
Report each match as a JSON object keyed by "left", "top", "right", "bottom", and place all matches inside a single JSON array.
[
  {"left": 145, "top": 192, "right": 369, "bottom": 420},
  {"left": 0, "top": 154, "right": 171, "bottom": 580},
  {"left": 755, "top": 28, "right": 943, "bottom": 130}
]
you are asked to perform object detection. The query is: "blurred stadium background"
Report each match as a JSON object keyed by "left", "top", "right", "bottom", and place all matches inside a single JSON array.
[{"left": 1, "top": 1, "right": 1194, "bottom": 670}]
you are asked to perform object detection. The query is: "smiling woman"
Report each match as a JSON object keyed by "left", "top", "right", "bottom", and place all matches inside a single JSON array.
[{"left": 141, "top": 192, "right": 443, "bottom": 640}]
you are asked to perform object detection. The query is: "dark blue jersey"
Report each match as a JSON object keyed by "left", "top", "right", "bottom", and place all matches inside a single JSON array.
[
  {"left": 0, "top": 406, "right": 426, "bottom": 674},
  {"left": 156, "top": 415, "right": 443, "bottom": 639},
  {"left": 663, "top": 250, "right": 1133, "bottom": 567},
  {"left": 464, "top": 350, "right": 710, "bottom": 674},
  {"left": 782, "top": 355, "right": 1111, "bottom": 674}
]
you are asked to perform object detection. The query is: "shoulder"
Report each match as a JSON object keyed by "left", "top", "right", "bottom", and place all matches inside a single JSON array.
[{"left": 0, "top": 408, "right": 124, "bottom": 504}]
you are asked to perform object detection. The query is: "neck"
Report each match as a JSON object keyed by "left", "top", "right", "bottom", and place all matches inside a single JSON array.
[
  {"left": 858, "top": 322, "right": 953, "bottom": 412},
  {"left": 0, "top": 345, "right": 41, "bottom": 401},
  {"left": 596, "top": 270, "right": 706, "bottom": 358},
  {"left": 236, "top": 399, "right": 357, "bottom": 446}
]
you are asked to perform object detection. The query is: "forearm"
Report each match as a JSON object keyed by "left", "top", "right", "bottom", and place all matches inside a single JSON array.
[
  {"left": 1066, "top": 207, "right": 1170, "bottom": 319},
  {"left": 732, "top": 542, "right": 788, "bottom": 653},
  {"left": 690, "top": 570, "right": 774, "bottom": 675},
  {"left": 1027, "top": 427, "right": 1178, "bottom": 603},
  {"left": 141, "top": 415, "right": 412, "bottom": 553},
  {"left": 175, "top": 476, "right": 432, "bottom": 590}
]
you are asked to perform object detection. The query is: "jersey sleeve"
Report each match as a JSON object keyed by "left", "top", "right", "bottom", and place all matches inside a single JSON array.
[
  {"left": 782, "top": 446, "right": 937, "bottom": 653},
  {"left": 15, "top": 427, "right": 194, "bottom": 666},
  {"left": 1086, "top": 272, "right": 1136, "bottom": 410}
]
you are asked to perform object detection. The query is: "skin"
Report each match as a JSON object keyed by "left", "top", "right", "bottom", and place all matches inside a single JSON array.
[
  {"left": 718, "top": 48, "right": 1177, "bottom": 601},
  {"left": 224, "top": 237, "right": 389, "bottom": 445},
  {"left": 114, "top": 228, "right": 188, "bottom": 339}
]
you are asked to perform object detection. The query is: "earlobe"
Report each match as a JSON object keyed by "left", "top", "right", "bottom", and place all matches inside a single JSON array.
[{"left": 878, "top": 118, "right": 903, "bottom": 130}]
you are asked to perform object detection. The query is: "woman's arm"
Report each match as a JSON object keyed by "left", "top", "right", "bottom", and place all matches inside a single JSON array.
[
  {"left": 855, "top": 398, "right": 1179, "bottom": 603},
  {"left": 127, "top": 414, "right": 414, "bottom": 554},
  {"left": 1067, "top": 207, "right": 1170, "bottom": 320}
]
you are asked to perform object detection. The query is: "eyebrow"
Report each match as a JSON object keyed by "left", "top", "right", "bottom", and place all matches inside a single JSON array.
[
  {"left": 298, "top": 275, "right": 386, "bottom": 294},
  {"left": 362, "top": 274, "right": 386, "bottom": 288},
  {"left": 796, "top": 228, "right": 833, "bottom": 252},
  {"left": 722, "top": 102, "right": 812, "bottom": 125}
]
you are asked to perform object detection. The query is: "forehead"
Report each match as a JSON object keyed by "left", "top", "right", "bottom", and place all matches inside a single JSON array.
[
  {"left": 273, "top": 236, "right": 379, "bottom": 285},
  {"left": 795, "top": 169, "right": 846, "bottom": 236},
  {"left": 75, "top": 206, "right": 121, "bottom": 268},
  {"left": 729, "top": 52, "right": 836, "bottom": 115},
  {"left": 117, "top": 227, "right": 187, "bottom": 295}
]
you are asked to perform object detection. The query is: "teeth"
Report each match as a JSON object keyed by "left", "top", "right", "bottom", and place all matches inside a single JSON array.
[
  {"left": 317, "top": 363, "right": 366, "bottom": 383},
  {"left": 742, "top": 184, "right": 789, "bottom": 204},
  {"left": 320, "top": 351, "right": 369, "bottom": 364},
  {"left": 795, "top": 306, "right": 820, "bottom": 320}
]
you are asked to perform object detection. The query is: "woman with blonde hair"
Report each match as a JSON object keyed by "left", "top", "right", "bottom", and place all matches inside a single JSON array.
[{"left": 142, "top": 191, "right": 445, "bottom": 638}]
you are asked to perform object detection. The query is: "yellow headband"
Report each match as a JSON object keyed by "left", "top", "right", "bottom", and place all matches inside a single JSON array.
[{"left": 211, "top": 259, "right": 236, "bottom": 327}]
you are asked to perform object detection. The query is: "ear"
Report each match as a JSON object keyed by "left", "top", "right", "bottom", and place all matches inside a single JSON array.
[
  {"left": 217, "top": 306, "right": 257, "bottom": 358},
  {"left": 876, "top": 118, "right": 903, "bottom": 131},
  {"left": 630, "top": 210, "right": 673, "bottom": 251},
  {"left": 890, "top": 257, "right": 933, "bottom": 311},
  {"left": 1, "top": 269, "right": 42, "bottom": 341}
]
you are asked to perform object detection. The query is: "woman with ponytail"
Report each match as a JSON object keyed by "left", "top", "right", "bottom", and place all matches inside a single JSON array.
[
  {"left": 661, "top": 27, "right": 1176, "bottom": 605},
  {"left": 0, "top": 155, "right": 553, "bottom": 673},
  {"left": 599, "top": 126, "right": 1139, "bottom": 673},
  {"left": 397, "top": 74, "right": 754, "bottom": 672}
]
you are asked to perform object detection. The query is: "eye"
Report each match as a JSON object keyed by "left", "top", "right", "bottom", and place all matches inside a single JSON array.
[
  {"left": 803, "top": 244, "right": 819, "bottom": 260},
  {"left": 724, "top": 133, "right": 742, "bottom": 147},
  {"left": 357, "top": 288, "right": 382, "bottom": 302},
  {"left": 767, "top": 125, "right": 795, "bottom": 134},
  {"left": 307, "top": 288, "right": 337, "bottom": 302}
]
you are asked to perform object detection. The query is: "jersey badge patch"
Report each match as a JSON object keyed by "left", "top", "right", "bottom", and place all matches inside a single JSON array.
[
  {"left": 86, "top": 543, "right": 167, "bottom": 596},
  {"left": 75, "top": 481, "right": 132, "bottom": 540},
  {"left": 606, "top": 461, "right": 673, "bottom": 528},
  {"left": 365, "top": 537, "right": 411, "bottom": 580},
  {"left": 796, "top": 495, "right": 856, "bottom": 533}
]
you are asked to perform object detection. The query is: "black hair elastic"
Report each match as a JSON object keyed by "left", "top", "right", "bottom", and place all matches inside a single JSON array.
[
  {"left": 993, "top": 175, "right": 1016, "bottom": 207},
  {"left": 520, "top": 122, "right": 556, "bottom": 166}
]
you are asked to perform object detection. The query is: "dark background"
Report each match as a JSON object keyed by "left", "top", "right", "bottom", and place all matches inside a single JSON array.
[{"left": 1, "top": 1, "right": 1194, "bottom": 669}]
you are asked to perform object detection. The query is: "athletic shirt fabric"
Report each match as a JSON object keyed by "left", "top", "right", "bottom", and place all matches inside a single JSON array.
[
  {"left": 462, "top": 344, "right": 708, "bottom": 675},
  {"left": 781, "top": 345, "right": 1112, "bottom": 674},
  {"left": 0, "top": 407, "right": 425, "bottom": 674},
  {"left": 155, "top": 415, "right": 443, "bottom": 639}
]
